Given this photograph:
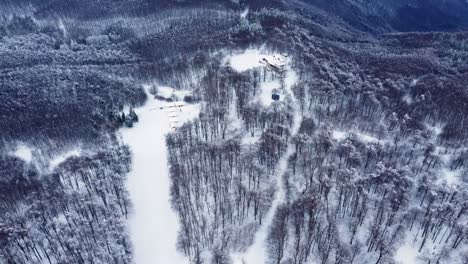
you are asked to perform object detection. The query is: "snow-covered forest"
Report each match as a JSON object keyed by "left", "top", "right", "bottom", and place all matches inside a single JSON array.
[{"left": 1, "top": 0, "right": 467, "bottom": 264}]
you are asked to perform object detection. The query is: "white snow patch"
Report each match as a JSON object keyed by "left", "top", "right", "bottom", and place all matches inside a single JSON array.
[
  {"left": 226, "top": 91, "right": 243, "bottom": 138},
  {"left": 394, "top": 228, "right": 433, "bottom": 264},
  {"left": 13, "top": 145, "right": 33, "bottom": 163},
  {"left": 394, "top": 224, "right": 467, "bottom": 264},
  {"left": 228, "top": 49, "right": 265, "bottom": 72},
  {"left": 49, "top": 149, "right": 81, "bottom": 171},
  {"left": 56, "top": 213, "right": 68, "bottom": 225},
  {"left": 332, "top": 130, "right": 347, "bottom": 141},
  {"left": 58, "top": 18, "right": 67, "bottom": 37},
  {"left": 240, "top": 8, "right": 249, "bottom": 19},
  {"left": 284, "top": 67, "right": 297, "bottom": 92},
  {"left": 241, "top": 134, "right": 260, "bottom": 145},
  {"left": 426, "top": 123, "right": 443, "bottom": 136},
  {"left": 357, "top": 132, "right": 380, "bottom": 143},
  {"left": 123, "top": 105, "right": 131, "bottom": 113},
  {"left": 155, "top": 86, "right": 192, "bottom": 101},
  {"left": 121, "top": 85, "right": 199, "bottom": 264},
  {"left": 395, "top": 243, "right": 419, "bottom": 264},
  {"left": 438, "top": 168, "right": 461, "bottom": 187},
  {"left": 403, "top": 93, "right": 413, "bottom": 104},
  {"left": 227, "top": 48, "right": 289, "bottom": 73}
]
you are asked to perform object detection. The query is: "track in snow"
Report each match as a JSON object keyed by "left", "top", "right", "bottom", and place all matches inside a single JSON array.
[{"left": 229, "top": 49, "right": 302, "bottom": 264}]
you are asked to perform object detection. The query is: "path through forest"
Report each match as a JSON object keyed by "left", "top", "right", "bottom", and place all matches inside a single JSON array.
[{"left": 229, "top": 49, "right": 302, "bottom": 264}]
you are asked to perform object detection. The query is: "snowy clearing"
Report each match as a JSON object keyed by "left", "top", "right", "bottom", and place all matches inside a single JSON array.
[
  {"left": 227, "top": 48, "right": 291, "bottom": 108},
  {"left": 358, "top": 132, "right": 381, "bottom": 143},
  {"left": 121, "top": 85, "right": 199, "bottom": 264},
  {"left": 227, "top": 48, "right": 288, "bottom": 73},
  {"left": 12, "top": 144, "right": 33, "bottom": 163},
  {"left": 227, "top": 48, "right": 266, "bottom": 72},
  {"left": 395, "top": 243, "right": 419, "bottom": 264},
  {"left": 332, "top": 130, "right": 347, "bottom": 141},
  {"left": 438, "top": 168, "right": 462, "bottom": 187},
  {"left": 10, "top": 143, "right": 83, "bottom": 172},
  {"left": 394, "top": 229, "right": 435, "bottom": 264},
  {"left": 155, "top": 85, "right": 193, "bottom": 101},
  {"left": 48, "top": 149, "right": 81, "bottom": 171}
]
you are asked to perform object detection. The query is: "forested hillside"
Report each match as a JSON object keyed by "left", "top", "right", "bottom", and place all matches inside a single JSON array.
[
  {"left": 0, "top": 0, "right": 467, "bottom": 263},
  {"left": 299, "top": 0, "right": 468, "bottom": 33},
  {"left": 163, "top": 9, "right": 468, "bottom": 262}
]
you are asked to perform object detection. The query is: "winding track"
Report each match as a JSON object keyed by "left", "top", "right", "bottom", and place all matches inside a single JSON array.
[{"left": 234, "top": 61, "right": 302, "bottom": 264}]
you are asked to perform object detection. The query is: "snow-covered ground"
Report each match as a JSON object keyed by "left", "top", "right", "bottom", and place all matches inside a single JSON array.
[
  {"left": 332, "top": 129, "right": 383, "bottom": 144},
  {"left": 228, "top": 49, "right": 266, "bottom": 72},
  {"left": 438, "top": 168, "right": 462, "bottom": 187},
  {"left": 393, "top": 225, "right": 467, "bottom": 264},
  {"left": 10, "top": 143, "right": 83, "bottom": 173},
  {"left": 227, "top": 48, "right": 291, "bottom": 108},
  {"left": 155, "top": 86, "right": 193, "bottom": 101},
  {"left": 12, "top": 144, "right": 33, "bottom": 163},
  {"left": 227, "top": 48, "right": 287, "bottom": 73},
  {"left": 425, "top": 123, "right": 443, "bottom": 137},
  {"left": 120, "top": 85, "right": 199, "bottom": 264},
  {"left": 332, "top": 130, "right": 347, "bottom": 141},
  {"left": 228, "top": 48, "right": 301, "bottom": 264},
  {"left": 395, "top": 240, "right": 419, "bottom": 264},
  {"left": 48, "top": 148, "right": 81, "bottom": 171}
]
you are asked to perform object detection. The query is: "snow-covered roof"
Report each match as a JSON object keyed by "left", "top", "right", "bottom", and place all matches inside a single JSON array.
[
  {"left": 260, "top": 54, "right": 287, "bottom": 73},
  {"left": 261, "top": 54, "right": 287, "bottom": 68}
]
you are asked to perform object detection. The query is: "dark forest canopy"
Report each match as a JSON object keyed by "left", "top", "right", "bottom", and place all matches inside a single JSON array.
[{"left": 2, "top": 0, "right": 468, "bottom": 32}]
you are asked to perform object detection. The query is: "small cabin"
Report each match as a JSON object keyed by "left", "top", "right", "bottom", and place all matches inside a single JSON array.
[
  {"left": 272, "top": 93, "right": 280, "bottom": 101},
  {"left": 261, "top": 56, "right": 286, "bottom": 74},
  {"left": 272, "top": 88, "right": 281, "bottom": 101}
]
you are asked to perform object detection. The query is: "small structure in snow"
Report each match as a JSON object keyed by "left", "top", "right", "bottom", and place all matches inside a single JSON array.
[
  {"left": 272, "top": 89, "right": 280, "bottom": 101},
  {"left": 260, "top": 54, "right": 287, "bottom": 74}
]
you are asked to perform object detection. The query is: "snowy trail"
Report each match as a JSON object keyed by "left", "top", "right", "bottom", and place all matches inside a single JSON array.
[
  {"left": 121, "top": 87, "right": 197, "bottom": 264},
  {"left": 233, "top": 63, "right": 302, "bottom": 264}
]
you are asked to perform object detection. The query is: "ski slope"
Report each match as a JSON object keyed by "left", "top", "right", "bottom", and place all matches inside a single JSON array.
[{"left": 121, "top": 85, "right": 198, "bottom": 264}]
